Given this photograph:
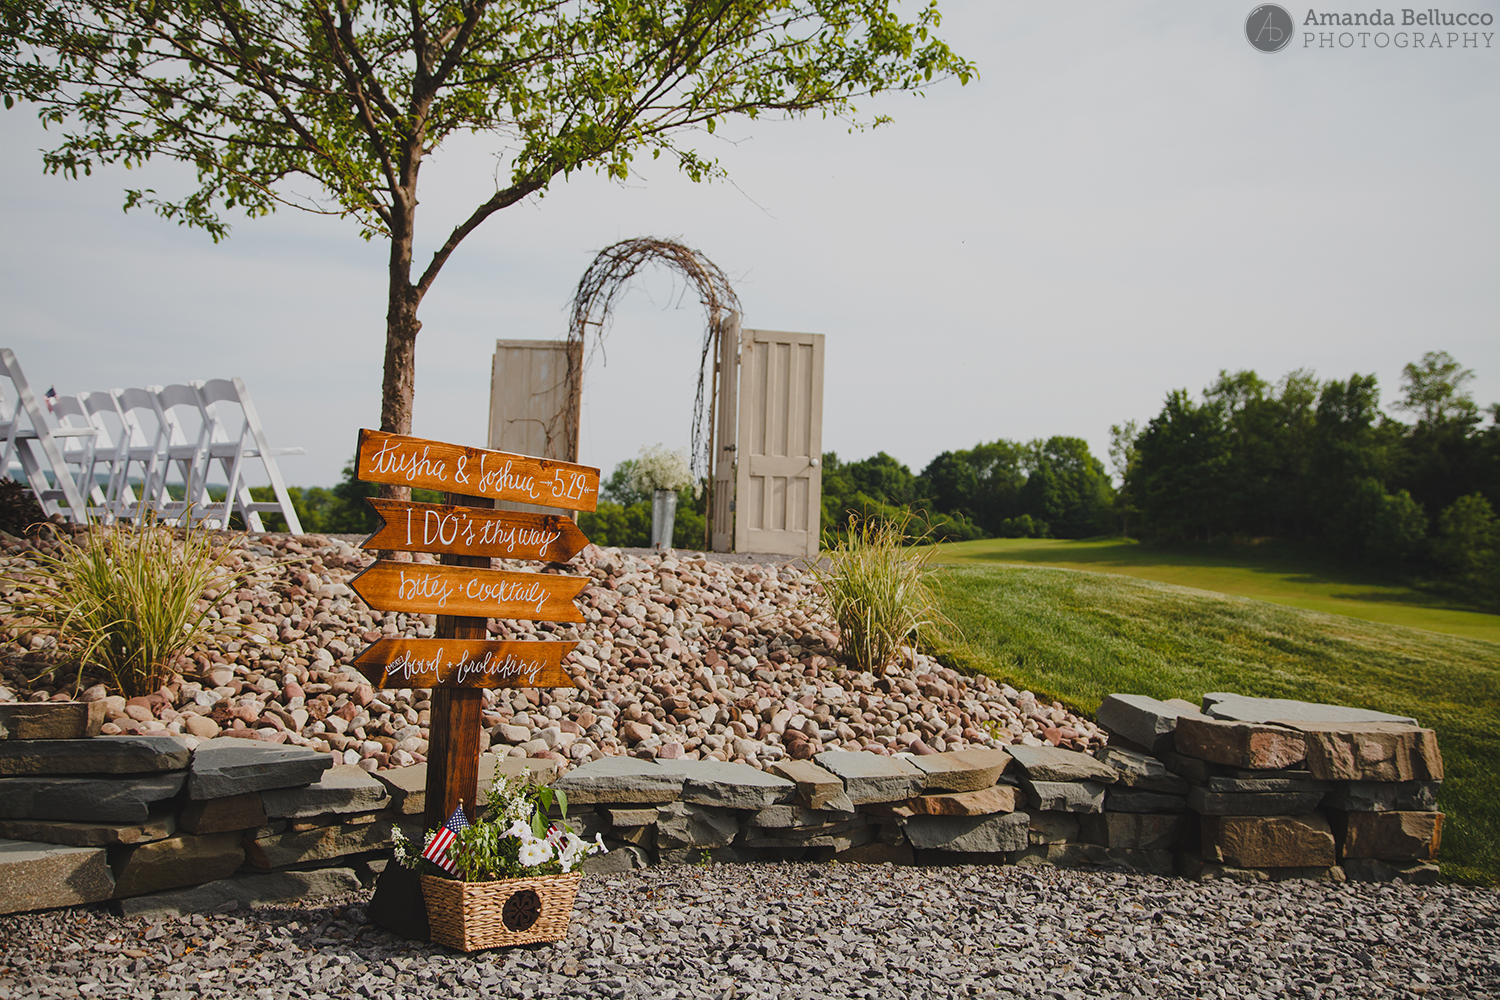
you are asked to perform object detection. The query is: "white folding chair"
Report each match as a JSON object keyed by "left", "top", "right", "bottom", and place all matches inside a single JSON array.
[
  {"left": 47, "top": 393, "right": 114, "bottom": 518},
  {"left": 194, "top": 378, "right": 304, "bottom": 534},
  {"left": 79, "top": 390, "right": 142, "bottom": 520},
  {"left": 0, "top": 348, "right": 95, "bottom": 523},
  {"left": 151, "top": 383, "right": 215, "bottom": 526},
  {"left": 114, "top": 386, "right": 174, "bottom": 522}
]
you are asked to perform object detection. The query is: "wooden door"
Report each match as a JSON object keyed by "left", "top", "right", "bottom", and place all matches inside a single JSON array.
[
  {"left": 709, "top": 313, "right": 740, "bottom": 552},
  {"left": 733, "top": 328, "right": 825, "bottom": 557},
  {"left": 487, "top": 339, "right": 581, "bottom": 515}
]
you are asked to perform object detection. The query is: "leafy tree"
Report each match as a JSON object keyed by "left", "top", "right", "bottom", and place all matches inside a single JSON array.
[
  {"left": 1328, "top": 477, "right": 1427, "bottom": 566},
  {"left": 1132, "top": 389, "right": 1232, "bottom": 542},
  {"left": 1308, "top": 373, "right": 1399, "bottom": 529},
  {"left": 1020, "top": 436, "right": 1113, "bottom": 538},
  {"left": 845, "top": 452, "right": 921, "bottom": 507},
  {"left": 1434, "top": 493, "right": 1499, "bottom": 601},
  {"left": 1, "top": 0, "right": 973, "bottom": 500},
  {"left": 1395, "top": 351, "right": 1479, "bottom": 426},
  {"left": 1107, "top": 420, "right": 1139, "bottom": 522},
  {"left": 1390, "top": 352, "right": 1487, "bottom": 524}
]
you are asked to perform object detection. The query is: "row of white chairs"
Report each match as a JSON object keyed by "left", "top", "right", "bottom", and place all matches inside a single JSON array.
[{"left": 0, "top": 348, "right": 304, "bottom": 534}]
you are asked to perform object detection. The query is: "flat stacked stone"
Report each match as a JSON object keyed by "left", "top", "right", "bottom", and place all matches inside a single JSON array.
[
  {"left": 0, "top": 702, "right": 106, "bottom": 741},
  {"left": 187, "top": 741, "right": 332, "bottom": 799},
  {"left": 1006, "top": 744, "right": 1115, "bottom": 816},
  {"left": 1096, "top": 694, "right": 1205, "bottom": 755},
  {"left": 768, "top": 759, "right": 853, "bottom": 812},
  {"left": 0, "top": 838, "right": 115, "bottom": 915},
  {"left": 0, "top": 735, "right": 190, "bottom": 776},
  {"left": 260, "top": 764, "right": 390, "bottom": 819},
  {"left": 813, "top": 751, "right": 926, "bottom": 804},
  {"left": 0, "top": 773, "right": 187, "bottom": 823},
  {"left": 0, "top": 812, "right": 177, "bottom": 848},
  {"left": 112, "top": 831, "right": 246, "bottom": 898},
  {"left": 1167, "top": 695, "right": 1445, "bottom": 882}
]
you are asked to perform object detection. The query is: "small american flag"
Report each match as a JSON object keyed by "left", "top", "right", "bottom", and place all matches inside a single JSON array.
[
  {"left": 44, "top": 386, "right": 57, "bottom": 413},
  {"left": 421, "top": 803, "right": 470, "bottom": 874}
]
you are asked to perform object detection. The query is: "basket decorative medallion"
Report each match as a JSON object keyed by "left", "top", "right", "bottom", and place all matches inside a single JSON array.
[{"left": 350, "top": 429, "right": 602, "bottom": 949}]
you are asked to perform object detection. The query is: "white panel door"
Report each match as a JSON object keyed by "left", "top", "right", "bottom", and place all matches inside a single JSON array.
[{"left": 733, "top": 328, "right": 824, "bottom": 557}]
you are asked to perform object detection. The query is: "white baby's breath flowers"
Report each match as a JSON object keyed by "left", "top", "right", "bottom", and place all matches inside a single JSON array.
[{"left": 630, "top": 443, "right": 699, "bottom": 497}]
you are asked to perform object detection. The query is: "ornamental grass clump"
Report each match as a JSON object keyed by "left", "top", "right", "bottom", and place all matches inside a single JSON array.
[
  {"left": 2, "top": 519, "right": 259, "bottom": 698},
  {"left": 814, "top": 514, "right": 952, "bottom": 676},
  {"left": 394, "top": 774, "right": 603, "bottom": 882}
]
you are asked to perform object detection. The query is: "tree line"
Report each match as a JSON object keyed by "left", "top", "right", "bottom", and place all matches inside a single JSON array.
[
  {"left": 818, "top": 350, "right": 1498, "bottom": 605},
  {"left": 258, "top": 350, "right": 1497, "bottom": 604},
  {"left": 1116, "top": 351, "right": 1499, "bottom": 598}
]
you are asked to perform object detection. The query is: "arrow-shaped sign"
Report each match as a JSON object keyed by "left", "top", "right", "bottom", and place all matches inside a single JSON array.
[
  {"left": 356, "top": 429, "right": 600, "bottom": 512},
  {"left": 351, "top": 638, "right": 578, "bottom": 690},
  {"left": 362, "top": 498, "right": 590, "bottom": 562},
  {"left": 349, "top": 561, "right": 590, "bottom": 621}
]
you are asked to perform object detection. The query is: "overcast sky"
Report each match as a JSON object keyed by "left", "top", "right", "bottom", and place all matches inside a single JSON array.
[{"left": 3, "top": 1, "right": 1497, "bottom": 490}]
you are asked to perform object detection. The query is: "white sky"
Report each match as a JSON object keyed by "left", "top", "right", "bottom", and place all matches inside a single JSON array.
[{"left": 3, "top": 1, "right": 1497, "bottom": 488}]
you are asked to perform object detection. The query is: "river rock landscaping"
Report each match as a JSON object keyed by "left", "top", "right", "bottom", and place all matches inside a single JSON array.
[{"left": 0, "top": 531, "right": 1105, "bottom": 770}]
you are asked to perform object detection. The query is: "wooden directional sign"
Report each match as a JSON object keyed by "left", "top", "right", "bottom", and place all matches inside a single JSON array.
[
  {"left": 352, "top": 638, "right": 578, "bottom": 690},
  {"left": 363, "top": 498, "right": 590, "bottom": 562},
  {"left": 349, "top": 561, "right": 589, "bottom": 621},
  {"left": 356, "top": 428, "right": 600, "bottom": 512}
]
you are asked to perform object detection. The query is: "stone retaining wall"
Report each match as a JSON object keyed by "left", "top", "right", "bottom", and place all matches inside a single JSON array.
[{"left": 0, "top": 692, "right": 1445, "bottom": 920}]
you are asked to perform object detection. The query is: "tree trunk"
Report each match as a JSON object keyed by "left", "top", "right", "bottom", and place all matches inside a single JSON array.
[{"left": 379, "top": 202, "right": 421, "bottom": 505}]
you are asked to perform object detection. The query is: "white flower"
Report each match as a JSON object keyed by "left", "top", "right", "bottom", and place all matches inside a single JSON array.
[
  {"left": 505, "top": 820, "right": 533, "bottom": 841},
  {"left": 518, "top": 840, "right": 554, "bottom": 867},
  {"left": 629, "top": 444, "right": 697, "bottom": 495}
]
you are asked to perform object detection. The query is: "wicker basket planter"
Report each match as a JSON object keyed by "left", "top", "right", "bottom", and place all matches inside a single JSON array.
[{"left": 421, "top": 871, "right": 583, "bottom": 951}]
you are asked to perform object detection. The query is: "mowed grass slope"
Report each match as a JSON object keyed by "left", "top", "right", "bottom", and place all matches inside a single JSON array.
[
  {"left": 928, "top": 564, "right": 1500, "bottom": 885},
  {"left": 933, "top": 536, "right": 1500, "bottom": 645}
]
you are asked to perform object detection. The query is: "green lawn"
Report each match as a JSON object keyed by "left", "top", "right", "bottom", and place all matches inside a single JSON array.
[
  {"left": 933, "top": 536, "right": 1500, "bottom": 645},
  {"left": 928, "top": 563, "right": 1500, "bottom": 884}
]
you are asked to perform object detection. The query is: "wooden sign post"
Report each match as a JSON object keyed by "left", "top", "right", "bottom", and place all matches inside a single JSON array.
[{"left": 351, "top": 429, "right": 599, "bottom": 833}]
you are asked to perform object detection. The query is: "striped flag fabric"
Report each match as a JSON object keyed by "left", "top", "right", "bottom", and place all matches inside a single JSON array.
[{"left": 421, "top": 804, "right": 470, "bottom": 874}]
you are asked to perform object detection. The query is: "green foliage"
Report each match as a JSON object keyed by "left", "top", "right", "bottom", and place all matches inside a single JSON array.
[
  {"left": 0, "top": 1, "right": 973, "bottom": 242},
  {"left": 2, "top": 520, "right": 262, "bottom": 697},
  {"left": 814, "top": 515, "right": 950, "bottom": 676},
  {"left": 0, "top": 478, "right": 46, "bottom": 536},
  {"left": 398, "top": 773, "right": 598, "bottom": 883},
  {"left": 929, "top": 562, "right": 1500, "bottom": 884},
  {"left": 995, "top": 514, "right": 1050, "bottom": 539},
  {"left": 577, "top": 460, "right": 706, "bottom": 549},
  {"left": 250, "top": 456, "right": 443, "bottom": 534},
  {"left": 1328, "top": 479, "right": 1428, "bottom": 566},
  {"left": 1434, "top": 494, "right": 1500, "bottom": 604},
  {"left": 819, "top": 439, "right": 1112, "bottom": 545}
]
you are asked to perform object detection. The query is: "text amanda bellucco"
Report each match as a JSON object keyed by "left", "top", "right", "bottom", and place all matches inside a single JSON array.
[{"left": 1302, "top": 8, "right": 1494, "bottom": 47}]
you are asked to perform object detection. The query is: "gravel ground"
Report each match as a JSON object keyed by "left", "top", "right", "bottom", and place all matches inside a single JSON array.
[{"left": 2, "top": 865, "right": 1496, "bottom": 1000}]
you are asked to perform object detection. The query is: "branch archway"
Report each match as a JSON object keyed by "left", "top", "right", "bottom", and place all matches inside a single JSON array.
[{"left": 566, "top": 237, "right": 741, "bottom": 484}]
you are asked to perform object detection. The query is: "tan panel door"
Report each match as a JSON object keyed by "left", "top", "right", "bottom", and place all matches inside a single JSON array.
[
  {"left": 733, "top": 328, "right": 825, "bottom": 557},
  {"left": 710, "top": 313, "right": 740, "bottom": 552},
  {"left": 488, "top": 339, "right": 581, "bottom": 516}
]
